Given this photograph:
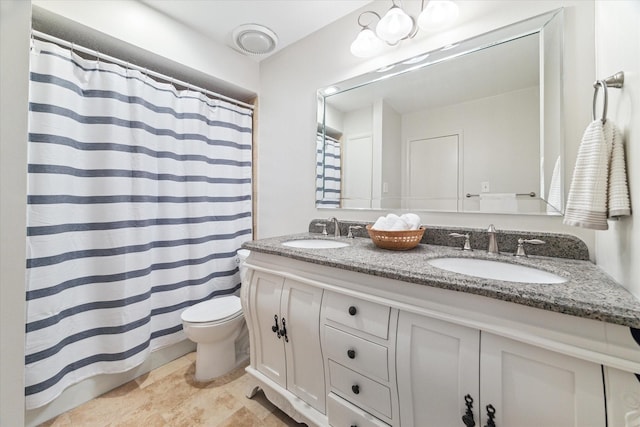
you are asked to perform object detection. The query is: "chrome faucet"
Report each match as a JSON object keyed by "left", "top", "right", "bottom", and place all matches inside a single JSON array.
[
  {"left": 487, "top": 224, "right": 499, "bottom": 254},
  {"left": 328, "top": 217, "right": 341, "bottom": 237},
  {"left": 515, "top": 238, "right": 546, "bottom": 257}
]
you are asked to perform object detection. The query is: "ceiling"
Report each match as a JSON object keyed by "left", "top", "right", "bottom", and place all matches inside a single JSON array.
[{"left": 139, "top": 0, "right": 374, "bottom": 61}]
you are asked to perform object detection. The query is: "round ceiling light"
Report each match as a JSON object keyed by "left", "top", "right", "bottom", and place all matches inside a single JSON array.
[{"left": 232, "top": 24, "right": 278, "bottom": 55}]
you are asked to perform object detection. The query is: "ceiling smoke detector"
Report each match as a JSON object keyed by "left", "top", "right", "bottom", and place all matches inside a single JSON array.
[{"left": 232, "top": 24, "right": 278, "bottom": 55}]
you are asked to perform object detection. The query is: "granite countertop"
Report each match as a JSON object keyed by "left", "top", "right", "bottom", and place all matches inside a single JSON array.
[{"left": 243, "top": 233, "right": 640, "bottom": 329}]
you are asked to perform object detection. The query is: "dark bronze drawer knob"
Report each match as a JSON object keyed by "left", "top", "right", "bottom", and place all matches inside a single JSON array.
[
  {"left": 351, "top": 384, "right": 360, "bottom": 394},
  {"left": 348, "top": 305, "right": 357, "bottom": 315},
  {"left": 347, "top": 349, "right": 356, "bottom": 359}
]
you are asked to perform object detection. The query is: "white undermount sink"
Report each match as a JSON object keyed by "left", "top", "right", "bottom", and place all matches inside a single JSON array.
[
  {"left": 281, "top": 239, "right": 350, "bottom": 249},
  {"left": 427, "top": 257, "right": 567, "bottom": 284}
]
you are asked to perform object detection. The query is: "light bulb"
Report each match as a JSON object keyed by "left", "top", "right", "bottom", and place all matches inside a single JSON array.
[
  {"left": 417, "top": 0, "right": 459, "bottom": 31},
  {"left": 350, "top": 28, "right": 385, "bottom": 58},
  {"left": 376, "top": 6, "right": 413, "bottom": 44}
]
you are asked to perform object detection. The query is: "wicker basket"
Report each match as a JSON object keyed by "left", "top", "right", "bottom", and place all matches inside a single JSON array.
[{"left": 366, "top": 224, "right": 425, "bottom": 251}]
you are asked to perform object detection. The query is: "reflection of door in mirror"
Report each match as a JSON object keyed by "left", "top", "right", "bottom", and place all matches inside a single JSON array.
[
  {"left": 343, "top": 134, "right": 372, "bottom": 208},
  {"left": 406, "top": 135, "right": 459, "bottom": 211}
]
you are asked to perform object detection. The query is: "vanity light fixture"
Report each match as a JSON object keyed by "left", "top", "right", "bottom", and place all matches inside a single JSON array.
[{"left": 350, "top": 0, "right": 459, "bottom": 58}]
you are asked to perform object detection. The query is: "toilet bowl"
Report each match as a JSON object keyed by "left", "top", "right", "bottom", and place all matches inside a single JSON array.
[{"left": 180, "top": 249, "right": 251, "bottom": 381}]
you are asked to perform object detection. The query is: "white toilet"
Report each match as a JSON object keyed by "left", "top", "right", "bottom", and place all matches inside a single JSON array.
[{"left": 181, "top": 249, "right": 250, "bottom": 381}]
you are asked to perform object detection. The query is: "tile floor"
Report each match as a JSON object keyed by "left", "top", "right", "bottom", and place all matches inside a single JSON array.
[{"left": 39, "top": 352, "right": 305, "bottom": 426}]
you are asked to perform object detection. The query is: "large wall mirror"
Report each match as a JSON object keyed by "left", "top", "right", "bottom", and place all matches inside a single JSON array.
[{"left": 316, "top": 9, "right": 564, "bottom": 215}]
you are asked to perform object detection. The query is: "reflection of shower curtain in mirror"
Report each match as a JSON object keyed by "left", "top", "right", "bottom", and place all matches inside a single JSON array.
[
  {"left": 316, "top": 133, "right": 341, "bottom": 207},
  {"left": 25, "top": 39, "right": 253, "bottom": 408}
]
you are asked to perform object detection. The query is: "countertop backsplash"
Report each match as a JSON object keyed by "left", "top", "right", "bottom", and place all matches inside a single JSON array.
[{"left": 309, "top": 219, "right": 590, "bottom": 261}]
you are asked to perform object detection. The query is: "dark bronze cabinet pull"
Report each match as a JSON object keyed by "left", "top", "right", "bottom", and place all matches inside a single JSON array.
[
  {"left": 484, "top": 404, "right": 496, "bottom": 427},
  {"left": 348, "top": 305, "right": 357, "bottom": 315},
  {"left": 461, "top": 394, "right": 475, "bottom": 426},
  {"left": 347, "top": 349, "right": 356, "bottom": 359},
  {"left": 279, "top": 317, "right": 289, "bottom": 342},
  {"left": 351, "top": 384, "right": 360, "bottom": 394},
  {"left": 272, "top": 315, "right": 281, "bottom": 338}
]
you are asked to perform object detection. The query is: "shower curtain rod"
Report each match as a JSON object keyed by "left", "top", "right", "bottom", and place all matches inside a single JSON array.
[{"left": 32, "top": 30, "right": 255, "bottom": 110}]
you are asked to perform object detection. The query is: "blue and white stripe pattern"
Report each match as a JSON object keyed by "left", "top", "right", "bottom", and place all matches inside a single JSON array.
[
  {"left": 25, "top": 40, "right": 253, "bottom": 408},
  {"left": 316, "top": 133, "right": 341, "bottom": 207}
]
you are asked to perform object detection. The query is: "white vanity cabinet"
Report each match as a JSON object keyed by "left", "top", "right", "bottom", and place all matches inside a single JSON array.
[
  {"left": 397, "top": 312, "right": 606, "bottom": 427},
  {"left": 242, "top": 250, "right": 639, "bottom": 427},
  {"left": 245, "top": 269, "right": 325, "bottom": 414},
  {"left": 321, "top": 291, "right": 399, "bottom": 426}
]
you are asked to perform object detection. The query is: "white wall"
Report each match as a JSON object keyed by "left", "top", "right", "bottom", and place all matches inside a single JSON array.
[
  {"left": 594, "top": 1, "right": 640, "bottom": 298},
  {"left": 0, "top": 3, "right": 30, "bottom": 426},
  {"left": 32, "top": 0, "right": 260, "bottom": 99},
  {"left": 257, "top": 0, "right": 596, "bottom": 259}
]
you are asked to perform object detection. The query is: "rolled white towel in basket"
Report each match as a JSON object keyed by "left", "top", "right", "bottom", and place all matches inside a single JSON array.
[{"left": 372, "top": 213, "right": 421, "bottom": 231}]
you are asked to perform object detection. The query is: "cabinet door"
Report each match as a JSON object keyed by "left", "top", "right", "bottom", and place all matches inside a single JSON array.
[
  {"left": 281, "top": 278, "right": 326, "bottom": 412},
  {"left": 397, "top": 312, "right": 480, "bottom": 427},
  {"left": 248, "top": 271, "right": 286, "bottom": 388},
  {"left": 604, "top": 366, "right": 640, "bottom": 427},
  {"left": 480, "top": 332, "right": 606, "bottom": 427}
]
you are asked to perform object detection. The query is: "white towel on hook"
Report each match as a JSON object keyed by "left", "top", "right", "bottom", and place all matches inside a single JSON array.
[
  {"left": 564, "top": 119, "right": 631, "bottom": 230},
  {"left": 605, "top": 121, "right": 631, "bottom": 218}
]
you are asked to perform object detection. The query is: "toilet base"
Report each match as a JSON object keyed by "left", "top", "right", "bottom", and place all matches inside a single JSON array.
[{"left": 194, "top": 337, "right": 238, "bottom": 382}]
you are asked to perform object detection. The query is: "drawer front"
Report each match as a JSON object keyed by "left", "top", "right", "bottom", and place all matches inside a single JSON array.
[
  {"left": 324, "top": 292, "right": 390, "bottom": 339},
  {"left": 329, "top": 360, "right": 392, "bottom": 419},
  {"left": 325, "top": 325, "right": 389, "bottom": 382},
  {"left": 327, "top": 393, "right": 390, "bottom": 427}
]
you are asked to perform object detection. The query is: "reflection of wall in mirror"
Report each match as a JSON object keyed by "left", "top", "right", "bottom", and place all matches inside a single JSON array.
[
  {"left": 402, "top": 86, "right": 540, "bottom": 213},
  {"left": 376, "top": 100, "right": 401, "bottom": 209}
]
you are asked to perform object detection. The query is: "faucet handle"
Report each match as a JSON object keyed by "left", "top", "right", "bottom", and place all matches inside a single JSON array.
[
  {"left": 314, "top": 222, "right": 328, "bottom": 235},
  {"left": 347, "top": 225, "right": 362, "bottom": 238},
  {"left": 487, "top": 224, "right": 496, "bottom": 232},
  {"left": 515, "top": 238, "right": 546, "bottom": 257},
  {"left": 449, "top": 233, "right": 472, "bottom": 251}
]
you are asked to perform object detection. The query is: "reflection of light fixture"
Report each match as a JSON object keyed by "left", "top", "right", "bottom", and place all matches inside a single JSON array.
[
  {"left": 441, "top": 42, "right": 460, "bottom": 51},
  {"left": 232, "top": 24, "right": 278, "bottom": 55},
  {"left": 376, "top": 64, "right": 396, "bottom": 73},
  {"left": 402, "top": 53, "right": 430, "bottom": 64},
  {"left": 322, "top": 86, "right": 339, "bottom": 95},
  {"left": 351, "top": 0, "right": 459, "bottom": 58}
]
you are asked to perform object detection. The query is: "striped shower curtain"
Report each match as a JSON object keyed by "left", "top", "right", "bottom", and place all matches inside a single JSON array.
[
  {"left": 25, "top": 40, "right": 253, "bottom": 409},
  {"left": 315, "top": 133, "right": 341, "bottom": 207}
]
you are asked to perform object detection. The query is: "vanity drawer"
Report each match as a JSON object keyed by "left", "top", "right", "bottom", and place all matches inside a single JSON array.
[
  {"left": 329, "top": 360, "right": 392, "bottom": 419},
  {"left": 325, "top": 325, "right": 388, "bottom": 382},
  {"left": 324, "top": 292, "right": 390, "bottom": 339},
  {"left": 327, "top": 393, "right": 390, "bottom": 427}
]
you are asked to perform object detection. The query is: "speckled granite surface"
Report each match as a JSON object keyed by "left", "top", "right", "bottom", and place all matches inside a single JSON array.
[
  {"left": 309, "top": 219, "right": 590, "bottom": 260},
  {"left": 243, "top": 233, "right": 640, "bottom": 328}
]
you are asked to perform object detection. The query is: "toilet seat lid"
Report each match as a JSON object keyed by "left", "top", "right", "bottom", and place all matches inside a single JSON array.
[{"left": 181, "top": 295, "right": 242, "bottom": 323}]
